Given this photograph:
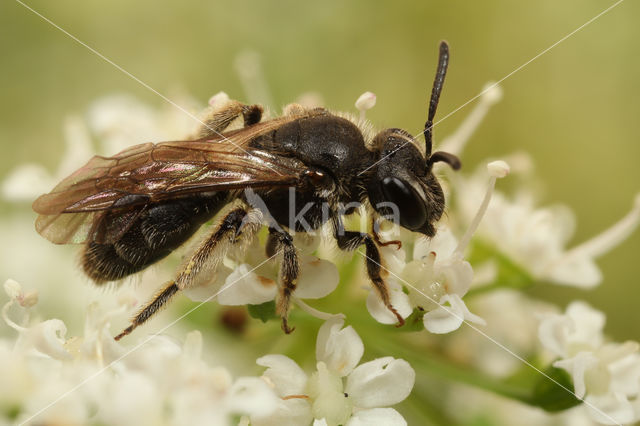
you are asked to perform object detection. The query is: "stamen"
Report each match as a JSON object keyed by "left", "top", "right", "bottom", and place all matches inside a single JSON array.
[
  {"left": 355, "top": 91, "right": 376, "bottom": 121},
  {"left": 2, "top": 301, "right": 26, "bottom": 332},
  {"left": 293, "top": 297, "right": 344, "bottom": 321},
  {"left": 563, "top": 193, "right": 640, "bottom": 260},
  {"left": 453, "top": 160, "right": 510, "bottom": 260},
  {"left": 439, "top": 82, "right": 503, "bottom": 156}
]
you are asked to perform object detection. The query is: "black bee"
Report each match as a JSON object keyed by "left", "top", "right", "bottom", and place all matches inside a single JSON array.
[{"left": 32, "top": 41, "right": 460, "bottom": 340}]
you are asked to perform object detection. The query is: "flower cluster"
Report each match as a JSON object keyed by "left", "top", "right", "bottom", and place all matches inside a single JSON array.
[
  {"left": 538, "top": 302, "right": 640, "bottom": 424},
  {"left": 2, "top": 280, "right": 414, "bottom": 425},
  {"left": 366, "top": 161, "right": 509, "bottom": 334},
  {"left": 252, "top": 316, "right": 414, "bottom": 426},
  {"left": 2, "top": 79, "right": 640, "bottom": 426},
  {"left": 1, "top": 279, "right": 278, "bottom": 425}
]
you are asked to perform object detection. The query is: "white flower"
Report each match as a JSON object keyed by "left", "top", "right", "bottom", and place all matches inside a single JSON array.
[
  {"left": 456, "top": 160, "right": 640, "bottom": 288},
  {"left": 184, "top": 235, "right": 341, "bottom": 319},
  {"left": 367, "top": 161, "right": 509, "bottom": 333},
  {"left": 253, "top": 316, "right": 415, "bottom": 426},
  {"left": 538, "top": 301, "right": 640, "bottom": 424},
  {"left": 1, "top": 279, "right": 278, "bottom": 425}
]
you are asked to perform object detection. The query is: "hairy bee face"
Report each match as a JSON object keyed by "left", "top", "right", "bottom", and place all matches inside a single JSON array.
[{"left": 366, "top": 129, "right": 445, "bottom": 237}]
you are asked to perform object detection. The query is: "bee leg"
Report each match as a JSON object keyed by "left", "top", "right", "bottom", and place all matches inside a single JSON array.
[
  {"left": 371, "top": 217, "right": 402, "bottom": 250},
  {"left": 114, "top": 280, "right": 178, "bottom": 341},
  {"left": 197, "top": 101, "right": 263, "bottom": 139},
  {"left": 266, "top": 227, "right": 299, "bottom": 334},
  {"left": 114, "top": 207, "right": 261, "bottom": 340},
  {"left": 333, "top": 219, "right": 405, "bottom": 327},
  {"left": 282, "top": 103, "right": 307, "bottom": 116}
]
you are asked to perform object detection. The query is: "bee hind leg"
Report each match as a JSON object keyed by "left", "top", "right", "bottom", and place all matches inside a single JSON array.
[
  {"left": 197, "top": 101, "right": 263, "bottom": 139},
  {"left": 266, "top": 227, "right": 299, "bottom": 334},
  {"left": 114, "top": 206, "right": 262, "bottom": 340}
]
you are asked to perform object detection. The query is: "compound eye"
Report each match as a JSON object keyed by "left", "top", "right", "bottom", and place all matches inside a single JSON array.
[{"left": 380, "top": 177, "right": 427, "bottom": 230}]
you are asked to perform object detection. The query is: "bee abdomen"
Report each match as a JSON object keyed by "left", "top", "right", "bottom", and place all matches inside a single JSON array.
[{"left": 82, "top": 194, "right": 227, "bottom": 283}]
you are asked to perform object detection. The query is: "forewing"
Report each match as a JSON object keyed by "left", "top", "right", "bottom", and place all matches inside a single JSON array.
[{"left": 33, "top": 119, "right": 307, "bottom": 244}]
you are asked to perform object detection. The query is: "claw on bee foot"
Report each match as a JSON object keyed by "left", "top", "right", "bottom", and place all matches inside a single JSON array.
[
  {"left": 281, "top": 317, "right": 296, "bottom": 334},
  {"left": 388, "top": 305, "right": 405, "bottom": 328},
  {"left": 379, "top": 239, "right": 402, "bottom": 250}
]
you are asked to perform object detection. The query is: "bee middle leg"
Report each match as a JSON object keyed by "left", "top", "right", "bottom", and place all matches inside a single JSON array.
[
  {"left": 265, "top": 227, "right": 299, "bottom": 334},
  {"left": 333, "top": 219, "right": 405, "bottom": 327},
  {"left": 115, "top": 206, "right": 261, "bottom": 340}
]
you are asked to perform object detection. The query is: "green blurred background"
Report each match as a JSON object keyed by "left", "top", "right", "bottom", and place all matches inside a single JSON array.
[{"left": 1, "top": 0, "right": 638, "bottom": 339}]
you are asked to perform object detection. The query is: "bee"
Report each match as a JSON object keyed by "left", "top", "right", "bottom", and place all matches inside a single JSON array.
[{"left": 33, "top": 41, "right": 460, "bottom": 340}]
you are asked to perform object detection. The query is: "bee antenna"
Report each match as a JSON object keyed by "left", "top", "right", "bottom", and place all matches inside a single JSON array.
[
  {"left": 424, "top": 41, "right": 449, "bottom": 159},
  {"left": 428, "top": 151, "right": 461, "bottom": 171}
]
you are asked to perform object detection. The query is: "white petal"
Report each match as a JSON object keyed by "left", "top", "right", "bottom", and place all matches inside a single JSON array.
[
  {"left": 182, "top": 330, "right": 203, "bottom": 360},
  {"left": 252, "top": 398, "right": 313, "bottom": 426},
  {"left": 378, "top": 245, "right": 406, "bottom": 276},
  {"left": 226, "top": 377, "right": 279, "bottom": 418},
  {"left": 307, "top": 362, "right": 352, "bottom": 424},
  {"left": 553, "top": 351, "right": 599, "bottom": 399},
  {"left": 423, "top": 294, "right": 485, "bottom": 334},
  {"left": 365, "top": 280, "right": 412, "bottom": 325},
  {"left": 607, "top": 352, "right": 640, "bottom": 396},
  {"left": 436, "top": 258, "right": 474, "bottom": 296},
  {"left": 182, "top": 268, "right": 230, "bottom": 302},
  {"left": 295, "top": 256, "right": 339, "bottom": 299},
  {"left": 345, "top": 357, "right": 415, "bottom": 408},
  {"left": 545, "top": 256, "right": 602, "bottom": 288},
  {"left": 257, "top": 354, "right": 308, "bottom": 396},
  {"left": 566, "top": 301, "right": 605, "bottom": 340},
  {"left": 413, "top": 227, "right": 457, "bottom": 260},
  {"left": 537, "top": 313, "right": 571, "bottom": 358},
  {"left": 585, "top": 393, "right": 636, "bottom": 425},
  {"left": 313, "top": 418, "right": 329, "bottom": 426},
  {"left": 316, "top": 316, "right": 364, "bottom": 377},
  {"left": 217, "top": 264, "right": 277, "bottom": 305},
  {"left": 346, "top": 408, "right": 407, "bottom": 426},
  {"left": 29, "top": 319, "right": 72, "bottom": 360}
]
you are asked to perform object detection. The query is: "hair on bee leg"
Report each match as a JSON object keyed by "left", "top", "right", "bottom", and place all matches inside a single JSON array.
[
  {"left": 333, "top": 217, "right": 405, "bottom": 327},
  {"left": 114, "top": 281, "right": 178, "bottom": 341},
  {"left": 282, "top": 103, "right": 308, "bottom": 117},
  {"left": 197, "top": 101, "right": 263, "bottom": 139},
  {"left": 114, "top": 206, "right": 261, "bottom": 340},
  {"left": 266, "top": 227, "right": 299, "bottom": 334},
  {"left": 241, "top": 104, "right": 263, "bottom": 126}
]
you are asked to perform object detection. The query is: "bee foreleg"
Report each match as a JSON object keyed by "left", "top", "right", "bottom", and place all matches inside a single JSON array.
[
  {"left": 333, "top": 219, "right": 405, "bottom": 327},
  {"left": 197, "top": 101, "right": 263, "bottom": 139},
  {"left": 266, "top": 227, "right": 299, "bottom": 334},
  {"left": 114, "top": 206, "right": 262, "bottom": 340},
  {"left": 371, "top": 217, "right": 402, "bottom": 250}
]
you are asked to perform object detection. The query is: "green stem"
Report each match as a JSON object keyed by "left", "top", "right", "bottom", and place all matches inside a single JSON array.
[{"left": 362, "top": 332, "right": 532, "bottom": 403}]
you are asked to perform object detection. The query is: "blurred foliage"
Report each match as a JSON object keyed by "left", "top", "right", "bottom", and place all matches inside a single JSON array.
[{"left": 1, "top": 1, "right": 639, "bottom": 423}]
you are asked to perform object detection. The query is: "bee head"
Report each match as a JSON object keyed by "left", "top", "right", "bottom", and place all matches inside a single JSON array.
[{"left": 366, "top": 129, "right": 459, "bottom": 237}]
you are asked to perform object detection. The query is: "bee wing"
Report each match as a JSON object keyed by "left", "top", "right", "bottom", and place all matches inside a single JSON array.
[{"left": 33, "top": 122, "right": 307, "bottom": 244}]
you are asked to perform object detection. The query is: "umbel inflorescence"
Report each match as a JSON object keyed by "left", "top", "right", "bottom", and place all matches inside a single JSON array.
[{"left": 2, "top": 82, "right": 640, "bottom": 425}]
